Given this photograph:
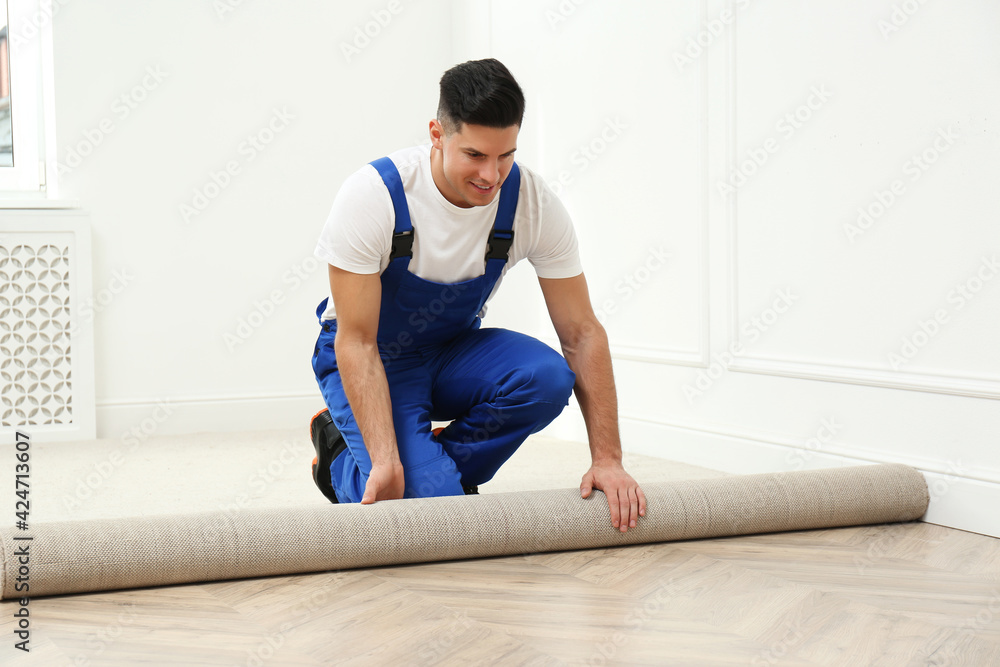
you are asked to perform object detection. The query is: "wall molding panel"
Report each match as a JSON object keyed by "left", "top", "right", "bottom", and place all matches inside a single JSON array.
[{"left": 729, "top": 355, "right": 1000, "bottom": 400}]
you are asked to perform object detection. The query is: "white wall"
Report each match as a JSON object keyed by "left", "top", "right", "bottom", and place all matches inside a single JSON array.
[
  {"left": 487, "top": 0, "right": 1000, "bottom": 537},
  {"left": 52, "top": 0, "right": 458, "bottom": 435},
  {"left": 48, "top": 1, "right": 999, "bottom": 536}
]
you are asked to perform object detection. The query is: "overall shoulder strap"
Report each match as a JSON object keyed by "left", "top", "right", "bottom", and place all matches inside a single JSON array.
[
  {"left": 484, "top": 162, "right": 520, "bottom": 274},
  {"left": 369, "top": 157, "right": 414, "bottom": 262}
]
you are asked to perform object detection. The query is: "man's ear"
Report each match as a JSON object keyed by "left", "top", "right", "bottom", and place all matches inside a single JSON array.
[{"left": 429, "top": 119, "right": 445, "bottom": 149}]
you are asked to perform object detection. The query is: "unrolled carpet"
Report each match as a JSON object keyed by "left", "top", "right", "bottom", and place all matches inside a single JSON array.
[{"left": 0, "top": 463, "right": 928, "bottom": 599}]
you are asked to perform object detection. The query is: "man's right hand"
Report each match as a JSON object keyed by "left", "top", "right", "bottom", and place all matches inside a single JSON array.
[{"left": 360, "top": 461, "right": 406, "bottom": 504}]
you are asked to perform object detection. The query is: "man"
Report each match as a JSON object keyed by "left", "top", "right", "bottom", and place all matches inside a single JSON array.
[{"left": 310, "top": 58, "right": 645, "bottom": 533}]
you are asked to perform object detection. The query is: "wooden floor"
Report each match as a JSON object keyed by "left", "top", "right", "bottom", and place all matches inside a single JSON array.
[{"left": 1, "top": 518, "right": 997, "bottom": 666}]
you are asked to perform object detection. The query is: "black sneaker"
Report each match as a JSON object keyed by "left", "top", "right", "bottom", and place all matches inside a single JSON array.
[{"left": 310, "top": 408, "right": 346, "bottom": 504}]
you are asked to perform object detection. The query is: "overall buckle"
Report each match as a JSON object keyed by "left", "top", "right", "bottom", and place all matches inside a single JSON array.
[
  {"left": 389, "top": 230, "right": 414, "bottom": 260},
  {"left": 485, "top": 230, "right": 514, "bottom": 262}
]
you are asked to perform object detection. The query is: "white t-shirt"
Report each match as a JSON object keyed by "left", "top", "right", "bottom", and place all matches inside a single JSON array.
[{"left": 314, "top": 144, "right": 583, "bottom": 321}]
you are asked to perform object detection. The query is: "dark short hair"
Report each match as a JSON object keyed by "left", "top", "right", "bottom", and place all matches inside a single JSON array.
[{"left": 437, "top": 58, "right": 525, "bottom": 134}]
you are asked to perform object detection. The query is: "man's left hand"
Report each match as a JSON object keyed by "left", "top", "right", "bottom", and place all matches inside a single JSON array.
[{"left": 580, "top": 462, "right": 647, "bottom": 533}]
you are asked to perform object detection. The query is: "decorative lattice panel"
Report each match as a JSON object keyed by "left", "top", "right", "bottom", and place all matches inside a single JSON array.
[{"left": 0, "top": 243, "right": 74, "bottom": 426}]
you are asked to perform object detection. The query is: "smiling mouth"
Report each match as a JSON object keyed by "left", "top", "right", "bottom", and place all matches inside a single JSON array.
[{"left": 470, "top": 182, "right": 495, "bottom": 194}]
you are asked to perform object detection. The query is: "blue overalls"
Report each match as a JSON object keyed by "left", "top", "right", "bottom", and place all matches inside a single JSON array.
[{"left": 311, "top": 157, "right": 576, "bottom": 502}]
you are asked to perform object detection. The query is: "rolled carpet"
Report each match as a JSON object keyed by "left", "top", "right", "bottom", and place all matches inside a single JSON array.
[{"left": 0, "top": 463, "right": 928, "bottom": 599}]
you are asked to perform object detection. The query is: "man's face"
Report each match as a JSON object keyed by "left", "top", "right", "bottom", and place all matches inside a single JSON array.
[{"left": 429, "top": 120, "right": 519, "bottom": 208}]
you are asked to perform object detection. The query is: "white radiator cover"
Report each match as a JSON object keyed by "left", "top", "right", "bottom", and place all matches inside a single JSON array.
[{"left": 0, "top": 210, "right": 95, "bottom": 441}]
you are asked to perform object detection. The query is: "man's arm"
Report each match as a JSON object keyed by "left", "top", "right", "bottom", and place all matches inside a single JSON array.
[
  {"left": 329, "top": 264, "right": 405, "bottom": 503},
  {"left": 538, "top": 273, "right": 647, "bottom": 533}
]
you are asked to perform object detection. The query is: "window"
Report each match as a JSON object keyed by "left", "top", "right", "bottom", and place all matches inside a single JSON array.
[
  {"left": 0, "top": 19, "right": 11, "bottom": 166},
  {"left": 0, "top": 0, "right": 57, "bottom": 195}
]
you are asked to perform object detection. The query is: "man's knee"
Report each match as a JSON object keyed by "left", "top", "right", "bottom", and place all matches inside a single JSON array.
[
  {"left": 527, "top": 353, "right": 576, "bottom": 406},
  {"left": 501, "top": 355, "right": 574, "bottom": 433}
]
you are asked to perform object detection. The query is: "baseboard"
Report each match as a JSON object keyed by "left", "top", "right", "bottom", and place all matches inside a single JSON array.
[
  {"left": 95, "top": 392, "right": 325, "bottom": 443},
  {"left": 545, "top": 408, "right": 1000, "bottom": 539}
]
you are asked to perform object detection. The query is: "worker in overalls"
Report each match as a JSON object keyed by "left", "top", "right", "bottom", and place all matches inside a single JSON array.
[{"left": 310, "top": 59, "right": 646, "bottom": 533}]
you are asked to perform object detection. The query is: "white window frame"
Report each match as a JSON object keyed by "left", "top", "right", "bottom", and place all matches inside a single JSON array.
[{"left": 0, "top": 0, "right": 58, "bottom": 195}]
